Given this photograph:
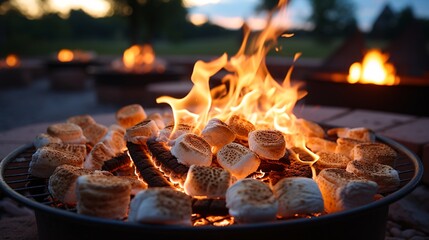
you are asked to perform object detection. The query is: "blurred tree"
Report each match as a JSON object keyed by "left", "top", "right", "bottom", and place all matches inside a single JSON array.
[
  {"left": 108, "top": 0, "right": 188, "bottom": 45},
  {"left": 307, "top": 0, "right": 356, "bottom": 39}
]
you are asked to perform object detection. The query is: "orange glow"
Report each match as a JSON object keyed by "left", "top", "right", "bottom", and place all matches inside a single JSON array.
[
  {"left": 5, "top": 54, "right": 20, "bottom": 67},
  {"left": 156, "top": 1, "right": 317, "bottom": 176},
  {"left": 57, "top": 49, "right": 74, "bottom": 62},
  {"left": 347, "top": 49, "right": 400, "bottom": 85},
  {"left": 121, "top": 44, "right": 164, "bottom": 73}
]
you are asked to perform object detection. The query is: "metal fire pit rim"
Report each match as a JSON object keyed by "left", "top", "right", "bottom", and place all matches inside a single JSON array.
[{"left": 0, "top": 135, "right": 423, "bottom": 232}]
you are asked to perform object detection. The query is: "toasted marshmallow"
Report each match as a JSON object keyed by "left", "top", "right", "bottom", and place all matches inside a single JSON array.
[
  {"left": 273, "top": 177, "right": 324, "bottom": 218},
  {"left": 43, "top": 143, "right": 87, "bottom": 160},
  {"left": 82, "top": 123, "right": 108, "bottom": 146},
  {"left": 84, "top": 142, "right": 116, "bottom": 170},
  {"left": 125, "top": 119, "right": 159, "bottom": 144},
  {"left": 146, "top": 112, "right": 166, "bottom": 130},
  {"left": 248, "top": 129, "right": 286, "bottom": 160},
  {"left": 48, "top": 164, "right": 112, "bottom": 205},
  {"left": 47, "top": 122, "right": 86, "bottom": 144},
  {"left": 29, "top": 147, "right": 84, "bottom": 178},
  {"left": 67, "top": 114, "right": 96, "bottom": 129},
  {"left": 226, "top": 178, "right": 278, "bottom": 223},
  {"left": 306, "top": 136, "right": 337, "bottom": 154},
  {"left": 108, "top": 124, "right": 126, "bottom": 136},
  {"left": 128, "top": 188, "right": 192, "bottom": 225},
  {"left": 170, "top": 133, "right": 212, "bottom": 167},
  {"left": 315, "top": 168, "right": 378, "bottom": 213},
  {"left": 201, "top": 118, "right": 236, "bottom": 153},
  {"left": 102, "top": 130, "right": 127, "bottom": 155},
  {"left": 217, "top": 143, "right": 260, "bottom": 179},
  {"left": 116, "top": 175, "right": 148, "bottom": 195},
  {"left": 335, "top": 137, "right": 364, "bottom": 158},
  {"left": 346, "top": 159, "right": 400, "bottom": 193},
  {"left": 116, "top": 104, "right": 147, "bottom": 128},
  {"left": 33, "top": 133, "right": 62, "bottom": 149},
  {"left": 184, "top": 165, "right": 232, "bottom": 198},
  {"left": 295, "top": 118, "right": 325, "bottom": 138},
  {"left": 76, "top": 175, "right": 131, "bottom": 219},
  {"left": 313, "top": 151, "right": 351, "bottom": 171},
  {"left": 351, "top": 142, "right": 397, "bottom": 167},
  {"left": 226, "top": 115, "right": 255, "bottom": 142},
  {"left": 327, "top": 127, "right": 375, "bottom": 142},
  {"left": 158, "top": 123, "right": 197, "bottom": 142}
]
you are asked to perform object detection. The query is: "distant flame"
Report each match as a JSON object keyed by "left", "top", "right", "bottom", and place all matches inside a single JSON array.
[
  {"left": 57, "top": 49, "right": 74, "bottom": 62},
  {"left": 347, "top": 49, "right": 400, "bottom": 85},
  {"left": 4, "top": 54, "right": 20, "bottom": 68},
  {"left": 120, "top": 44, "right": 164, "bottom": 73}
]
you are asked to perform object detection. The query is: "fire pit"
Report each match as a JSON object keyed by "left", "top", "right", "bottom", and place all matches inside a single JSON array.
[
  {"left": 90, "top": 44, "right": 187, "bottom": 106},
  {"left": 46, "top": 49, "right": 100, "bottom": 90},
  {"left": 0, "top": 134, "right": 423, "bottom": 240}
]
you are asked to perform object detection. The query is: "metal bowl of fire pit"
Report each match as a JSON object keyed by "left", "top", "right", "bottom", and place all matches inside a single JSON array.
[{"left": 0, "top": 134, "right": 423, "bottom": 240}]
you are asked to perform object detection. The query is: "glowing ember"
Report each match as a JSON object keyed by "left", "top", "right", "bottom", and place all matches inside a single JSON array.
[
  {"left": 57, "top": 49, "right": 74, "bottom": 62},
  {"left": 118, "top": 44, "right": 165, "bottom": 73},
  {"left": 347, "top": 49, "right": 400, "bottom": 85}
]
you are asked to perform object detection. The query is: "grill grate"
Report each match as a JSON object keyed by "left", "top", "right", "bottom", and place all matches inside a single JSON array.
[{"left": 0, "top": 137, "right": 418, "bottom": 224}]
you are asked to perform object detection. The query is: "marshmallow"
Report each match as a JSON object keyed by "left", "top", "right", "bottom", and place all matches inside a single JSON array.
[
  {"left": 226, "top": 178, "right": 278, "bottom": 223},
  {"left": 295, "top": 118, "right": 325, "bottom": 138},
  {"left": 346, "top": 159, "right": 400, "bottom": 193},
  {"left": 351, "top": 142, "right": 398, "bottom": 167},
  {"left": 306, "top": 136, "right": 337, "bottom": 154},
  {"left": 158, "top": 123, "right": 197, "bottom": 141},
  {"left": 248, "top": 129, "right": 286, "bottom": 160},
  {"left": 48, "top": 164, "right": 112, "bottom": 206},
  {"left": 226, "top": 115, "right": 255, "bottom": 142},
  {"left": 82, "top": 122, "right": 108, "bottom": 146},
  {"left": 315, "top": 168, "right": 378, "bottom": 213},
  {"left": 116, "top": 104, "right": 147, "bottom": 128},
  {"left": 67, "top": 114, "right": 96, "bottom": 129},
  {"left": 128, "top": 188, "right": 192, "bottom": 225},
  {"left": 32, "top": 133, "right": 62, "bottom": 149},
  {"left": 170, "top": 133, "right": 212, "bottom": 167},
  {"left": 102, "top": 130, "right": 127, "bottom": 155},
  {"left": 335, "top": 137, "right": 364, "bottom": 159},
  {"left": 84, "top": 142, "right": 116, "bottom": 170},
  {"left": 217, "top": 143, "right": 260, "bottom": 179},
  {"left": 125, "top": 119, "right": 159, "bottom": 144},
  {"left": 184, "top": 165, "right": 232, "bottom": 198},
  {"left": 201, "top": 118, "right": 236, "bottom": 153},
  {"left": 273, "top": 177, "right": 324, "bottom": 218},
  {"left": 327, "top": 127, "right": 375, "bottom": 142},
  {"left": 146, "top": 112, "right": 166, "bottom": 130},
  {"left": 313, "top": 151, "right": 351, "bottom": 171},
  {"left": 76, "top": 175, "right": 131, "bottom": 219},
  {"left": 47, "top": 122, "right": 86, "bottom": 144}
]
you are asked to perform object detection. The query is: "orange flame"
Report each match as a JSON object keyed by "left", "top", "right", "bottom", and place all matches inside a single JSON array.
[
  {"left": 57, "top": 49, "right": 74, "bottom": 62},
  {"left": 121, "top": 44, "right": 164, "bottom": 73},
  {"left": 347, "top": 49, "right": 400, "bottom": 85},
  {"left": 5, "top": 54, "right": 20, "bottom": 68}
]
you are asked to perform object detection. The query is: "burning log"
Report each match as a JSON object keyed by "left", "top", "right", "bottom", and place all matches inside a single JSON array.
[
  {"left": 101, "top": 152, "right": 132, "bottom": 173},
  {"left": 126, "top": 142, "right": 172, "bottom": 188},
  {"left": 192, "top": 198, "right": 229, "bottom": 217},
  {"left": 146, "top": 137, "right": 189, "bottom": 185}
]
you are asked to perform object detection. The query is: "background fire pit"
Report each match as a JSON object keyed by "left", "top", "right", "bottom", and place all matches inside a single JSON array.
[{"left": 0, "top": 134, "right": 423, "bottom": 240}]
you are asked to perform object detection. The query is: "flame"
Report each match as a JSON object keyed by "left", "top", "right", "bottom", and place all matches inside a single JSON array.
[
  {"left": 57, "top": 49, "right": 74, "bottom": 62},
  {"left": 5, "top": 54, "right": 20, "bottom": 68},
  {"left": 121, "top": 44, "right": 165, "bottom": 73},
  {"left": 347, "top": 49, "right": 400, "bottom": 85},
  {"left": 157, "top": 1, "right": 305, "bottom": 136}
]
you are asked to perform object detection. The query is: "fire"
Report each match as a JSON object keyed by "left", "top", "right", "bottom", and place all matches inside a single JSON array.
[
  {"left": 347, "top": 49, "right": 400, "bottom": 85},
  {"left": 5, "top": 54, "right": 20, "bottom": 68},
  {"left": 57, "top": 49, "right": 74, "bottom": 62},
  {"left": 121, "top": 44, "right": 165, "bottom": 73},
  {"left": 156, "top": 1, "right": 318, "bottom": 175}
]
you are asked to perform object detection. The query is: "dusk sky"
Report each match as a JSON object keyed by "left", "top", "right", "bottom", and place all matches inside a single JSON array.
[{"left": 185, "top": 0, "right": 429, "bottom": 32}]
